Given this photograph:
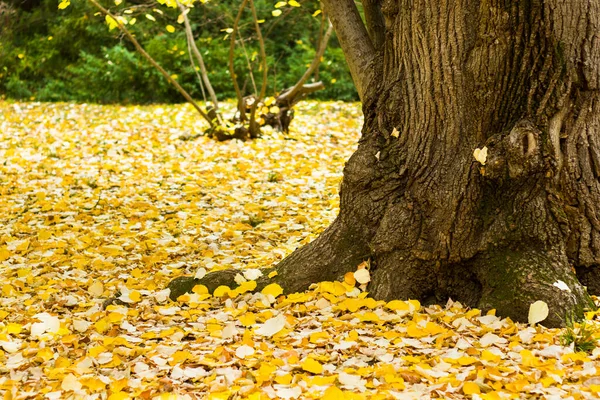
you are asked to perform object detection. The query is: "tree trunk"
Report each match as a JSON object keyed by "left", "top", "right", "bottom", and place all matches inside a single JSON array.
[{"left": 170, "top": 0, "right": 600, "bottom": 327}]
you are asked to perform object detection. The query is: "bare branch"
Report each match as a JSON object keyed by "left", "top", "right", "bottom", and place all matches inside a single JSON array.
[
  {"left": 321, "top": 0, "right": 377, "bottom": 102},
  {"left": 278, "top": 21, "right": 333, "bottom": 105},
  {"left": 229, "top": 0, "right": 249, "bottom": 122},
  {"left": 248, "top": 0, "right": 268, "bottom": 138},
  {"left": 177, "top": 0, "right": 221, "bottom": 122},
  {"left": 238, "top": 30, "right": 258, "bottom": 96}
]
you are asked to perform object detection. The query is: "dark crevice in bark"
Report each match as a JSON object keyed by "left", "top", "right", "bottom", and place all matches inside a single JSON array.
[{"left": 576, "top": 265, "right": 600, "bottom": 296}]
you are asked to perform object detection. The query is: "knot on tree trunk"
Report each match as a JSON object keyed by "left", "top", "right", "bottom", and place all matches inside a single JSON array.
[{"left": 479, "top": 119, "right": 549, "bottom": 181}]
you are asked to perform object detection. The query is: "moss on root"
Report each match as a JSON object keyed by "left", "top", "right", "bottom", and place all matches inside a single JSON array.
[{"left": 476, "top": 248, "right": 595, "bottom": 327}]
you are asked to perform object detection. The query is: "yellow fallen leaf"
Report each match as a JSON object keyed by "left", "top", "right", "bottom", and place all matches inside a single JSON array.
[
  {"left": 275, "top": 373, "right": 292, "bottom": 385},
  {"left": 353, "top": 268, "right": 370, "bottom": 284},
  {"left": 481, "top": 349, "right": 501, "bottom": 363},
  {"left": 100, "top": 245, "right": 124, "bottom": 256},
  {"left": 528, "top": 300, "right": 549, "bottom": 325},
  {"left": 261, "top": 283, "right": 283, "bottom": 297},
  {"left": 239, "top": 312, "right": 256, "bottom": 327},
  {"left": 386, "top": 300, "right": 410, "bottom": 311},
  {"left": 61, "top": 373, "right": 82, "bottom": 391},
  {"left": 6, "top": 323, "right": 22, "bottom": 334},
  {"left": 322, "top": 386, "right": 345, "bottom": 400},
  {"left": 462, "top": 381, "right": 481, "bottom": 394},
  {"left": 107, "top": 392, "right": 130, "bottom": 400},
  {"left": 213, "top": 285, "right": 231, "bottom": 297},
  {"left": 301, "top": 357, "right": 323, "bottom": 374}
]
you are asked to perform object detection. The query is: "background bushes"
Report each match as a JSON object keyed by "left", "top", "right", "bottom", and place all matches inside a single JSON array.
[{"left": 0, "top": 0, "right": 358, "bottom": 103}]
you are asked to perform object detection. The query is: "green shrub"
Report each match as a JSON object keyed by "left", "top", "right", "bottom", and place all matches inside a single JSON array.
[
  {"left": 5, "top": 75, "right": 32, "bottom": 99},
  {"left": 0, "top": 0, "right": 358, "bottom": 104}
]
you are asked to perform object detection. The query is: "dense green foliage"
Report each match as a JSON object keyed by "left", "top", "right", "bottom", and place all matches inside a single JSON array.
[{"left": 0, "top": 0, "right": 357, "bottom": 103}]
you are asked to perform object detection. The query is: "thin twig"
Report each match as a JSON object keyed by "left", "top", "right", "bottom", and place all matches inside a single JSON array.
[
  {"left": 177, "top": 0, "right": 221, "bottom": 122},
  {"left": 248, "top": 0, "right": 268, "bottom": 137},
  {"left": 238, "top": 30, "right": 258, "bottom": 97},
  {"left": 278, "top": 21, "right": 333, "bottom": 104},
  {"left": 229, "top": 0, "right": 249, "bottom": 122}
]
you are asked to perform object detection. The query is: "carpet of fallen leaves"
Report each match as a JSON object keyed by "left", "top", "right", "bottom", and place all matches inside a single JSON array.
[{"left": 1, "top": 100, "right": 600, "bottom": 400}]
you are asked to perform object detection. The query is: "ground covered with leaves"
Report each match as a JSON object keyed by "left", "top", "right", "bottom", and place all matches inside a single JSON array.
[{"left": 1, "top": 101, "right": 600, "bottom": 400}]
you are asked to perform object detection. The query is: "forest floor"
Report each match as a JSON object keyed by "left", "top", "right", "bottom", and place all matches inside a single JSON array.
[{"left": 0, "top": 101, "right": 599, "bottom": 400}]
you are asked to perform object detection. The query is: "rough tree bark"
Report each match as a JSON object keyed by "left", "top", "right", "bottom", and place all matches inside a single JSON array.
[{"left": 170, "top": 0, "right": 600, "bottom": 327}]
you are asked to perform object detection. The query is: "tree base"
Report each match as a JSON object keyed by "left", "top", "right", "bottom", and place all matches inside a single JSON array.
[{"left": 167, "top": 229, "right": 596, "bottom": 328}]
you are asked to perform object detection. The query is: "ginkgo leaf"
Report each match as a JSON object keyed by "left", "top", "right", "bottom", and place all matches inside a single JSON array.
[
  {"left": 221, "top": 322, "right": 238, "bottom": 339},
  {"left": 479, "top": 332, "right": 506, "bottom": 347},
  {"left": 243, "top": 269, "right": 263, "bottom": 280},
  {"left": 473, "top": 146, "right": 488, "bottom": 165},
  {"left": 255, "top": 314, "right": 285, "bottom": 336},
  {"left": 301, "top": 357, "right": 323, "bottom": 374},
  {"left": 6, "top": 323, "right": 22, "bottom": 334},
  {"left": 0, "top": 341, "right": 20, "bottom": 353},
  {"left": 73, "top": 319, "right": 92, "bottom": 333},
  {"left": 118, "top": 288, "right": 140, "bottom": 303},
  {"left": 100, "top": 244, "right": 124, "bottom": 256},
  {"left": 462, "top": 381, "right": 481, "bottom": 395},
  {"left": 88, "top": 281, "right": 104, "bottom": 297},
  {"left": 338, "top": 372, "right": 365, "bottom": 389},
  {"left": 213, "top": 285, "right": 231, "bottom": 297},
  {"left": 105, "top": 15, "right": 119, "bottom": 30},
  {"left": 262, "top": 283, "right": 283, "bottom": 297},
  {"left": 61, "top": 374, "right": 82, "bottom": 391},
  {"left": 528, "top": 300, "right": 549, "bottom": 325},
  {"left": 288, "top": 0, "right": 301, "bottom": 6},
  {"left": 194, "top": 267, "right": 206, "bottom": 279},
  {"left": 553, "top": 280, "right": 571, "bottom": 292},
  {"left": 234, "top": 273, "right": 246, "bottom": 285},
  {"left": 166, "top": 25, "right": 175, "bottom": 33},
  {"left": 353, "top": 268, "right": 370, "bottom": 284},
  {"left": 272, "top": 10, "right": 282, "bottom": 17},
  {"left": 31, "top": 313, "right": 60, "bottom": 337},
  {"left": 235, "top": 344, "right": 255, "bottom": 359}
]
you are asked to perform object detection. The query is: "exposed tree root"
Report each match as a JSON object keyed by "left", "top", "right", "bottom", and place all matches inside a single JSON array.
[
  {"left": 473, "top": 248, "right": 594, "bottom": 328},
  {"left": 167, "top": 217, "right": 370, "bottom": 300}
]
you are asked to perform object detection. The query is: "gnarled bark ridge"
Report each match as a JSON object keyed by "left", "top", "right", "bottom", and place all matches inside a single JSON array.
[{"left": 170, "top": 0, "right": 600, "bottom": 327}]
